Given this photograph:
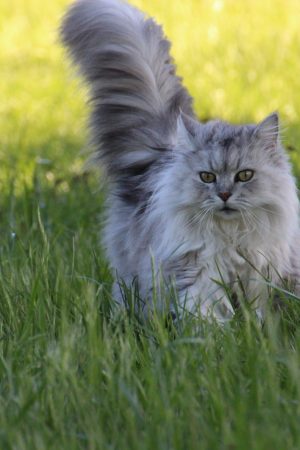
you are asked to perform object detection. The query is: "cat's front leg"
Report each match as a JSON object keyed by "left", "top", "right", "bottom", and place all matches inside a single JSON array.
[{"left": 176, "top": 277, "right": 235, "bottom": 324}]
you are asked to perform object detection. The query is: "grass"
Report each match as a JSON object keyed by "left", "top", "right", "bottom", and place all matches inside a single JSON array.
[{"left": 1, "top": 0, "right": 300, "bottom": 448}]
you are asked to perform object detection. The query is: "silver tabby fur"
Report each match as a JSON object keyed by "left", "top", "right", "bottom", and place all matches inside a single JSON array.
[{"left": 61, "top": 0, "right": 300, "bottom": 322}]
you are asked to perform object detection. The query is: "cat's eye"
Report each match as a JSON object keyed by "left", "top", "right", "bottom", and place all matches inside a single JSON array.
[
  {"left": 235, "top": 170, "right": 254, "bottom": 182},
  {"left": 199, "top": 172, "right": 216, "bottom": 183}
]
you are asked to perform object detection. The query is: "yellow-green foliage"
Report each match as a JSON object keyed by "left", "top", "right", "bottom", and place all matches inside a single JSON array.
[{"left": 1, "top": 0, "right": 300, "bottom": 177}]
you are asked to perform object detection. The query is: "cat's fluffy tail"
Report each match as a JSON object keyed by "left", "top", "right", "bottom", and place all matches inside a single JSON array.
[{"left": 60, "top": 0, "right": 194, "bottom": 178}]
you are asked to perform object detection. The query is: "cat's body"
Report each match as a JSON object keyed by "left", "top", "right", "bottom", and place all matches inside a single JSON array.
[{"left": 61, "top": 0, "right": 300, "bottom": 321}]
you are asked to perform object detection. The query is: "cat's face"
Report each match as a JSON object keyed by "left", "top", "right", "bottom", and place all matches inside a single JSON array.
[{"left": 169, "top": 113, "right": 294, "bottom": 227}]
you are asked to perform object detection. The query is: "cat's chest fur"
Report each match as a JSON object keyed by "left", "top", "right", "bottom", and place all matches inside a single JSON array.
[{"left": 170, "top": 226, "right": 271, "bottom": 300}]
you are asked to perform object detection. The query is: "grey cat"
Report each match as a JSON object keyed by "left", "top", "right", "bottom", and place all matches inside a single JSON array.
[{"left": 61, "top": 0, "right": 300, "bottom": 322}]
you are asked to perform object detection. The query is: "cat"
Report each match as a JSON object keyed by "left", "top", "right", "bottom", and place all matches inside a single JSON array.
[{"left": 61, "top": 0, "right": 300, "bottom": 322}]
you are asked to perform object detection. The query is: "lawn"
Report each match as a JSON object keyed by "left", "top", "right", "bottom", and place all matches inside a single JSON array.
[{"left": 1, "top": 0, "right": 300, "bottom": 449}]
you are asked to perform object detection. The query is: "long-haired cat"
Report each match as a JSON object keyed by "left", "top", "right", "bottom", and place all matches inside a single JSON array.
[{"left": 61, "top": 0, "right": 300, "bottom": 322}]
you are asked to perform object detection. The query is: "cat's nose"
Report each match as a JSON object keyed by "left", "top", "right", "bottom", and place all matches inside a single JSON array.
[{"left": 218, "top": 191, "right": 232, "bottom": 202}]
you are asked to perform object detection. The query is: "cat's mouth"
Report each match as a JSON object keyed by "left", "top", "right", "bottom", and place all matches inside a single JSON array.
[
  {"left": 215, "top": 206, "right": 240, "bottom": 219},
  {"left": 220, "top": 206, "right": 238, "bottom": 213}
]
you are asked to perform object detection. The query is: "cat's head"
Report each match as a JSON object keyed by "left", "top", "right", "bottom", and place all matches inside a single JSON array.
[{"left": 165, "top": 112, "right": 298, "bottom": 231}]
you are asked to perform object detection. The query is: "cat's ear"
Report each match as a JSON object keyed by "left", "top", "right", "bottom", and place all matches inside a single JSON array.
[
  {"left": 255, "top": 112, "right": 280, "bottom": 151},
  {"left": 179, "top": 112, "right": 200, "bottom": 137},
  {"left": 176, "top": 112, "right": 201, "bottom": 148}
]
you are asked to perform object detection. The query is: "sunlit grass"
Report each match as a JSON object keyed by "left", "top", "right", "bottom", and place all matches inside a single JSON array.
[{"left": 1, "top": 0, "right": 300, "bottom": 449}]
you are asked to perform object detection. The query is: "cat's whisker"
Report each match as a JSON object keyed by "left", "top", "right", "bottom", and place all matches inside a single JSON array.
[
  {"left": 236, "top": 199, "right": 252, "bottom": 207},
  {"left": 186, "top": 207, "right": 212, "bottom": 228},
  {"left": 236, "top": 201, "right": 280, "bottom": 218},
  {"left": 201, "top": 208, "right": 212, "bottom": 229},
  {"left": 257, "top": 206, "right": 283, "bottom": 217},
  {"left": 246, "top": 210, "right": 271, "bottom": 239},
  {"left": 242, "top": 212, "right": 261, "bottom": 240}
]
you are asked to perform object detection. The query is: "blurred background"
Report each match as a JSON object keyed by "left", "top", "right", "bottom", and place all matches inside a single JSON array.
[{"left": 1, "top": 0, "right": 300, "bottom": 183}]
